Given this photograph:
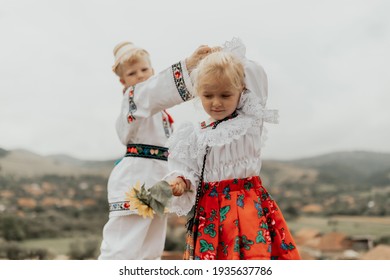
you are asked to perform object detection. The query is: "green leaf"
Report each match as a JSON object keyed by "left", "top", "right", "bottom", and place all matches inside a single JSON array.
[
  {"left": 149, "top": 180, "right": 172, "bottom": 205},
  {"left": 137, "top": 184, "right": 151, "bottom": 204},
  {"left": 149, "top": 199, "right": 165, "bottom": 217}
]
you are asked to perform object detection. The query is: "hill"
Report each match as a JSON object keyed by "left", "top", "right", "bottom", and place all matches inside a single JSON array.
[
  {"left": 1, "top": 147, "right": 390, "bottom": 188},
  {"left": 289, "top": 151, "right": 390, "bottom": 176},
  {"left": 283, "top": 151, "right": 390, "bottom": 186},
  {"left": 0, "top": 148, "right": 114, "bottom": 177}
]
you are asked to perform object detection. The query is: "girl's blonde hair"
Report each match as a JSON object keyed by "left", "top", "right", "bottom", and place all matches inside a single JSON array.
[
  {"left": 112, "top": 41, "right": 151, "bottom": 77},
  {"left": 193, "top": 51, "right": 245, "bottom": 94}
]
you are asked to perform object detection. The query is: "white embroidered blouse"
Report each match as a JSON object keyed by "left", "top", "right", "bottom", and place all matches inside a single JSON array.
[{"left": 165, "top": 43, "right": 279, "bottom": 216}]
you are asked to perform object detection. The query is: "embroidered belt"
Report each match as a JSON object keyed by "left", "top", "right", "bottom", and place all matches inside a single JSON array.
[
  {"left": 109, "top": 201, "right": 130, "bottom": 212},
  {"left": 125, "top": 144, "right": 168, "bottom": 161}
]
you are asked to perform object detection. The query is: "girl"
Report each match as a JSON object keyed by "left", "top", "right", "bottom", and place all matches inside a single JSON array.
[{"left": 167, "top": 39, "right": 301, "bottom": 260}]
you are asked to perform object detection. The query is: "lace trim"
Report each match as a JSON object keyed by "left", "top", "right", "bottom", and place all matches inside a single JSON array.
[
  {"left": 167, "top": 122, "right": 200, "bottom": 160},
  {"left": 164, "top": 171, "right": 197, "bottom": 217},
  {"left": 167, "top": 90, "right": 278, "bottom": 160},
  {"left": 169, "top": 203, "right": 194, "bottom": 217},
  {"left": 222, "top": 37, "right": 246, "bottom": 61},
  {"left": 238, "top": 90, "right": 279, "bottom": 124},
  {"left": 197, "top": 115, "right": 255, "bottom": 147}
]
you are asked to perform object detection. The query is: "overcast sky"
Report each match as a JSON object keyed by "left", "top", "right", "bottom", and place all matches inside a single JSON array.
[{"left": 0, "top": 0, "right": 389, "bottom": 161}]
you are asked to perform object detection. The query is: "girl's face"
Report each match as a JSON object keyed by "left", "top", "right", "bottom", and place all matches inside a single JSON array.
[
  {"left": 120, "top": 58, "right": 154, "bottom": 87},
  {"left": 198, "top": 76, "right": 242, "bottom": 121}
]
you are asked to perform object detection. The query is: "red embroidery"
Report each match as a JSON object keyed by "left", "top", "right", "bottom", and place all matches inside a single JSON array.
[
  {"left": 128, "top": 147, "right": 138, "bottom": 154},
  {"left": 174, "top": 70, "right": 182, "bottom": 79},
  {"left": 163, "top": 110, "right": 174, "bottom": 124}
]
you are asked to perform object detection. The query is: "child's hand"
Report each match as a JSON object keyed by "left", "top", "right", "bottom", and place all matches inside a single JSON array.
[
  {"left": 169, "top": 177, "right": 188, "bottom": 196},
  {"left": 186, "top": 45, "right": 212, "bottom": 73},
  {"left": 211, "top": 46, "right": 222, "bottom": 53}
]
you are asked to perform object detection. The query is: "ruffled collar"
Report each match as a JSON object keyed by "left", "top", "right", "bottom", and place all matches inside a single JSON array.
[
  {"left": 195, "top": 89, "right": 278, "bottom": 147},
  {"left": 200, "top": 111, "right": 238, "bottom": 129},
  {"left": 167, "top": 89, "right": 279, "bottom": 161}
]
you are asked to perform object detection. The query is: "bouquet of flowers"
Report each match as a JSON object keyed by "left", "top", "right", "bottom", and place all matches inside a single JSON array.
[{"left": 125, "top": 181, "right": 173, "bottom": 218}]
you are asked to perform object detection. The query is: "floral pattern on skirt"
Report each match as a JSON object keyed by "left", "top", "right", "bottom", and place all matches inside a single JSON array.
[{"left": 186, "top": 176, "right": 300, "bottom": 260}]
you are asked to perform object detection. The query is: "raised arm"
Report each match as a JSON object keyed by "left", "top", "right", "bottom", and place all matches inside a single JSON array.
[{"left": 116, "top": 46, "right": 211, "bottom": 144}]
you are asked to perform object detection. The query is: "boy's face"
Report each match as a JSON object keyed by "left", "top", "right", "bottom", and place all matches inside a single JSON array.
[
  {"left": 120, "top": 58, "right": 154, "bottom": 87},
  {"left": 198, "top": 76, "right": 242, "bottom": 121}
]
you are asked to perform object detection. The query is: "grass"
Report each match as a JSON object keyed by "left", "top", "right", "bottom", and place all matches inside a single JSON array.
[
  {"left": 21, "top": 235, "right": 102, "bottom": 257},
  {"left": 288, "top": 215, "right": 390, "bottom": 239},
  {"left": 17, "top": 215, "right": 390, "bottom": 259}
]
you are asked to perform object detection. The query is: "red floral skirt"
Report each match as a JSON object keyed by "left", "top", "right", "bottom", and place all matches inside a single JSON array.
[{"left": 184, "top": 176, "right": 300, "bottom": 260}]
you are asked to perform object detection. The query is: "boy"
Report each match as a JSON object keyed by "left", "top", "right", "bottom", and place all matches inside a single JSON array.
[{"left": 98, "top": 41, "right": 211, "bottom": 259}]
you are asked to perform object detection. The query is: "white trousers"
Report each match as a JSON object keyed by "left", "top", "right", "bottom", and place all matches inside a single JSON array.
[{"left": 98, "top": 214, "right": 167, "bottom": 260}]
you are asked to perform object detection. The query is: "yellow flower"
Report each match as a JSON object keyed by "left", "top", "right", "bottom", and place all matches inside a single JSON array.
[
  {"left": 125, "top": 181, "right": 154, "bottom": 218},
  {"left": 137, "top": 204, "right": 154, "bottom": 219},
  {"left": 126, "top": 181, "right": 141, "bottom": 210}
]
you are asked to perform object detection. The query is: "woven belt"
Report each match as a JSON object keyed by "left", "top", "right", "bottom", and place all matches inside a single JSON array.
[
  {"left": 109, "top": 201, "right": 130, "bottom": 212},
  {"left": 125, "top": 144, "right": 168, "bottom": 161}
]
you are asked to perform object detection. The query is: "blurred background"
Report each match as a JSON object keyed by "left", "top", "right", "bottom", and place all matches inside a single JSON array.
[{"left": 0, "top": 0, "right": 389, "bottom": 259}]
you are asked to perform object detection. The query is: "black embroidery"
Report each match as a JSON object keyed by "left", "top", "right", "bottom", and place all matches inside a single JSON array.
[
  {"left": 125, "top": 144, "right": 169, "bottom": 161},
  {"left": 172, "top": 62, "right": 192, "bottom": 101},
  {"left": 127, "top": 86, "right": 137, "bottom": 123}
]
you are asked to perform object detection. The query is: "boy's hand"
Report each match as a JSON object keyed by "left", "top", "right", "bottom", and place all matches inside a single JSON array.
[
  {"left": 169, "top": 177, "right": 188, "bottom": 196},
  {"left": 185, "top": 45, "right": 212, "bottom": 73}
]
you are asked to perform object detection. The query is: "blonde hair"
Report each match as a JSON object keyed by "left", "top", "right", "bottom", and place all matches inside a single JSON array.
[
  {"left": 112, "top": 41, "right": 151, "bottom": 77},
  {"left": 193, "top": 51, "right": 245, "bottom": 95}
]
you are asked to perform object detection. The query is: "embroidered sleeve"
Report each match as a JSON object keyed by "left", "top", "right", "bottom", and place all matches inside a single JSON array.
[
  {"left": 171, "top": 62, "right": 193, "bottom": 102},
  {"left": 126, "top": 86, "right": 137, "bottom": 123},
  {"left": 122, "top": 60, "right": 194, "bottom": 122},
  {"left": 115, "top": 86, "right": 143, "bottom": 144},
  {"left": 115, "top": 61, "right": 194, "bottom": 145}
]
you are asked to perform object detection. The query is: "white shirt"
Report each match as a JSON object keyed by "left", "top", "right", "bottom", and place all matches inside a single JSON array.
[{"left": 108, "top": 60, "right": 193, "bottom": 217}]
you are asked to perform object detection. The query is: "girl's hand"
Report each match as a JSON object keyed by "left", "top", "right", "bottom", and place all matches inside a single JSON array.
[
  {"left": 211, "top": 46, "right": 222, "bottom": 53},
  {"left": 169, "top": 177, "right": 188, "bottom": 196}
]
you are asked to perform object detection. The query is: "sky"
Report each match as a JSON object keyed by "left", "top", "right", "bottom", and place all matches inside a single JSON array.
[{"left": 0, "top": 0, "right": 389, "bottom": 161}]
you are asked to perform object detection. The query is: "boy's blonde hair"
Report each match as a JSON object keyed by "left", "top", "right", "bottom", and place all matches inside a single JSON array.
[
  {"left": 112, "top": 41, "right": 151, "bottom": 77},
  {"left": 193, "top": 51, "right": 245, "bottom": 94}
]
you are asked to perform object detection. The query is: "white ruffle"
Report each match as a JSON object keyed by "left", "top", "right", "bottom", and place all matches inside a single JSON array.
[
  {"left": 197, "top": 90, "right": 278, "bottom": 147},
  {"left": 238, "top": 90, "right": 279, "bottom": 124},
  {"left": 163, "top": 171, "right": 197, "bottom": 216},
  {"left": 222, "top": 37, "right": 246, "bottom": 61},
  {"left": 168, "top": 90, "right": 278, "bottom": 160},
  {"left": 167, "top": 122, "right": 201, "bottom": 160},
  {"left": 222, "top": 37, "right": 269, "bottom": 107}
]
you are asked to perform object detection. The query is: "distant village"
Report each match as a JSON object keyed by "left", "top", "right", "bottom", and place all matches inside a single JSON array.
[{"left": 0, "top": 149, "right": 389, "bottom": 259}]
